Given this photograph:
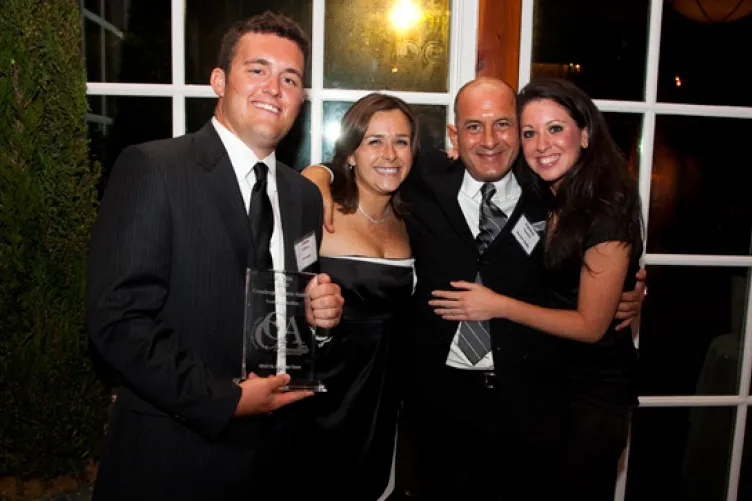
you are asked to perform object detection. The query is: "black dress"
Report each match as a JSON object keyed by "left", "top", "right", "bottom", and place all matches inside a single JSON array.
[
  {"left": 546, "top": 217, "right": 641, "bottom": 500},
  {"left": 311, "top": 255, "right": 414, "bottom": 500}
]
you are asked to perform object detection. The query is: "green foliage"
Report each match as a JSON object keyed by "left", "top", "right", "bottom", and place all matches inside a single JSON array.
[{"left": 0, "top": 0, "right": 110, "bottom": 480}]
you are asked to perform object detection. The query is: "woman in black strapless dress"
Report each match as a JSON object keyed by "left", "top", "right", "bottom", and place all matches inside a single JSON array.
[
  {"left": 305, "top": 93, "right": 418, "bottom": 500},
  {"left": 314, "top": 256, "right": 413, "bottom": 500}
]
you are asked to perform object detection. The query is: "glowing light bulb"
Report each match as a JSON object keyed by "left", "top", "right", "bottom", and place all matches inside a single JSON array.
[
  {"left": 675, "top": 75, "right": 682, "bottom": 87},
  {"left": 390, "top": 0, "right": 421, "bottom": 33}
]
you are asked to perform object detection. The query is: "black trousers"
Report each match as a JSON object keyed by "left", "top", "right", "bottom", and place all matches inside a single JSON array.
[
  {"left": 411, "top": 368, "right": 504, "bottom": 500},
  {"left": 401, "top": 366, "right": 630, "bottom": 501}
]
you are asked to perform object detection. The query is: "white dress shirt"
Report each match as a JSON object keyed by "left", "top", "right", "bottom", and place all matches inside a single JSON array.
[
  {"left": 445, "top": 169, "right": 523, "bottom": 370},
  {"left": 212, "top": 118, "right": 288, "bottom": 371}
]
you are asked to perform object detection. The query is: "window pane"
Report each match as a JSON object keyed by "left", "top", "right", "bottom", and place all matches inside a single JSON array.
[
  {"left": 626, "top": 406, "right": 734, "bottom": 501},
  {"left": 82, "top": 0, "right": 171, "bottom": 83},
  {"left": 278, "top": 101, "right": 311, "bottom": 172},
  {"left": 324, "top": 0, "right": 450, "bottom": 92},
  {"left": 186, "top": 98, "right": 311, "bottom": 172},
  {"left": 413, "top": 105, "right": 447, "bottom": 152},
  {"left": 602, "top": 112, "right": 642, "bottom": 177},
  {"left": 84, "top": 21, "right": 123, "bottom": 83},
  {"left": 83, "top": 0, "right": 100, "bottom": 14},
  {"left": 322, "top": 101, "right": 446, "bottom": 163},
  {"left": 739, "top": 411, "right": 752, "bottom": 500},
  {"left": 657, "top": 3, "right": 752, "bottom": 107},
  {"left": 531, "top": 0, "right": 649, "bottom": 101},
  {"left": 87, "top": 96, "right": 172, "bottom": 186},
  {"left": 637, "top": 266, "right": 747, "bottom": 396},
  {"left": 647, "top": 116, "right": 752, "bottom": 256},
  {"left": 185, "top": 98, "right": 217, "bottom": 135},
  {"left": 185, "top": 1, "right": 313, "bottom": 86}
]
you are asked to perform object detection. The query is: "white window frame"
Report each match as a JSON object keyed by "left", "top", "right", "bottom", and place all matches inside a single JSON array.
[
  {"left": 85, "top": 0, "right": 478, "bottom": 158},
  {"left": 519, "top": 1, "right": 752, "bottom": 500}
]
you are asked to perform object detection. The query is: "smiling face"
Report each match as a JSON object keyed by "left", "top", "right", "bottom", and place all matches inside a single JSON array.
[
  {"left": 520, "top": 98, "right": 589, "bottom": 191},
  {"left": 211, "top": 32, "right": 305, "bottom": 158},
  {"left": 348, "top": 109, "right": 414, "bottom": 198},
  {"left": 447, "top": 79, "right": 520, "bottom": 183}
]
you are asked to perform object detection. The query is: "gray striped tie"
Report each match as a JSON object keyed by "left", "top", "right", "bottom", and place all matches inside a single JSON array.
[{"left": 457, "top": 183, "right": 508, "bottom": 365}]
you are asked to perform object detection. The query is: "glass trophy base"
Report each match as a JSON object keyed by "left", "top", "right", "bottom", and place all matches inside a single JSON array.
[
  {"left": 233, "top": 377, "right": 327, "bottom": 393},
  {"left": 283, "top": 380, "right": 327, "bottom": 393}
]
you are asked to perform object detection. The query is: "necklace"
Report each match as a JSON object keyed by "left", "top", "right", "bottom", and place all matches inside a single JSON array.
[{"left": 358, "top": 204, "right": 389, "bottom": 224}]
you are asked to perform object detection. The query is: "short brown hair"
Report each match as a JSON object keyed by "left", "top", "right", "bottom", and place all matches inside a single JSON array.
[
  {"left": 216, "top": 11, "right": 310, "bottom": 75},
  {"left": 330, "top": 93, "right": 419, "bottom": 218}
]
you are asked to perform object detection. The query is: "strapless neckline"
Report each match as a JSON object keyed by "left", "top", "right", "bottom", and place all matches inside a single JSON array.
[{"left": 321, "top": 255, "right": 414, "bottom": 267}]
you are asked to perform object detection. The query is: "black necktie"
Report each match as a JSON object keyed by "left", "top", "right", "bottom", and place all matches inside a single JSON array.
[
  {"left": 457, "top": 183, "right": 509, "bottom": 365},
  {"left": 249, "top": 162, "right": 273, "bottom": 271},
  {"left": 476, "top": 183, "right": 508, "bottom": 253}
]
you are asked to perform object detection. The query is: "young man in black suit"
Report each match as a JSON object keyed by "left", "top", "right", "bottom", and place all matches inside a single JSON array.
[
  {"left": 86, "top": 13, "right": 343, "bottom": 501},
  {"left": 303, "top": 77, "right": 644, "bottom": 500}
]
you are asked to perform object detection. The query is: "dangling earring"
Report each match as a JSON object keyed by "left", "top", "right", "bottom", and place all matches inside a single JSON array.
[{"left": 348, "top": 163, "right": 354, "bottom": 170}]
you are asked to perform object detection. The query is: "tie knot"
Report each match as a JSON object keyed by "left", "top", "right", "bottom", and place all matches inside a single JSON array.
[
  {"left": 253, "top": 162, "right": 268, "bottom": 182},
  {"left": 481, "top": 183, "right": 496, "bottom": 202}
]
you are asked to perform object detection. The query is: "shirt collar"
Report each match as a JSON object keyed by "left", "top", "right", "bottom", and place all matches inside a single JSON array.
[
  {"left": 211, "top": 117, "right": 277, "bottom": 186},
  {"left": 460, "top": 166, "right": 521, "bottom": 201}
]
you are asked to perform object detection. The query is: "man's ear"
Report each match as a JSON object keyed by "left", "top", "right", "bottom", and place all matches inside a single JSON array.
[
  {"left": 210, "top": 68, "right": 226, "bottom": 98},
  {"left": 447, "top": 124, "right": 459, "bottom": 151}
]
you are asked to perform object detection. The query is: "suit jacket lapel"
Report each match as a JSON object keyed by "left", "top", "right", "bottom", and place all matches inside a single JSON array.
[
  {"left": 276, "top": 164, "right": 302, "bottom": 272},
  {"left": 425, "top": 158, "right": 476, "bottom": 252},
  {"left": 194, "top": 122, "right": 252, "bottom": 274}
]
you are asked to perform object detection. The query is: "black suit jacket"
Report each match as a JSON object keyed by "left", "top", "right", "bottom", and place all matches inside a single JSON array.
[
  {"left": 400, "top": 148, "right": 558, "bottom": 393},
  {"left": 398, "top": 149, "right": 580, "bottom": 500},
  {"left": 86, "top": 122, "right": 323, "bottom": 500}
]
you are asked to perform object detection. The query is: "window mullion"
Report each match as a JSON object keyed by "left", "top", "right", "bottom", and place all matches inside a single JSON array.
[
  {"left": 516, "top": 0, "right": 534, "bottom": 89},
  {"left": 170, "top": 0, "right": 186, "bottom": 137},
  {"left": 309, "top": 0, "right": 326, "bottom": 165},
  {"left": 447, "top": 0, "right": 479, "bottom": 135},
  {"left": 726, "top": 280, "right": 752, "bottom": 501}
]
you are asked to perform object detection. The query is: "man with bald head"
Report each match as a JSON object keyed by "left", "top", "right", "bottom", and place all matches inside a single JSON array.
[
  {"left": 396, "top": 77, "right": 560, "bottom": 499},
  {"left": 303, "top": 77, "right": 642, "bottom": 500}
]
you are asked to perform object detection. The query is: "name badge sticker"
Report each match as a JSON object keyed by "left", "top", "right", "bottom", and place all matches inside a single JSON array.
[
  {"left": 294, "top": 231, "right": 317, "bottom": 271},
  {"left": 531, "top": 220, "right": 547, "bottom": 233},
  {"left": 511, "top": 215, "right": 540, "bottom": 255}
]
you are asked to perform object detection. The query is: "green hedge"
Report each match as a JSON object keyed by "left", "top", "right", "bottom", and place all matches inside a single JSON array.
[{"left": 0, "top": 0, "right": 110, "bottom": 479}]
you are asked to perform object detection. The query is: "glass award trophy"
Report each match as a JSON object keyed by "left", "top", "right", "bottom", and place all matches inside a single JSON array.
[{"left": 241, "top": 269, "right": 327, "bottom": 392}]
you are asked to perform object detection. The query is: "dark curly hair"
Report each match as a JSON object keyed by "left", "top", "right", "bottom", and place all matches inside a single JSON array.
[
  {"left": 515, "top": 78, "right": 643, "bottom": 270},
  {"left": 330, "top": 93, "right": 419, "bottom": 218}
]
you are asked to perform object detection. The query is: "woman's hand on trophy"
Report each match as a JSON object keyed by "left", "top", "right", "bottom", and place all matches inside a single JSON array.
[{"left": 305, "top": 273, "right": 344, "bottom": 329}]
